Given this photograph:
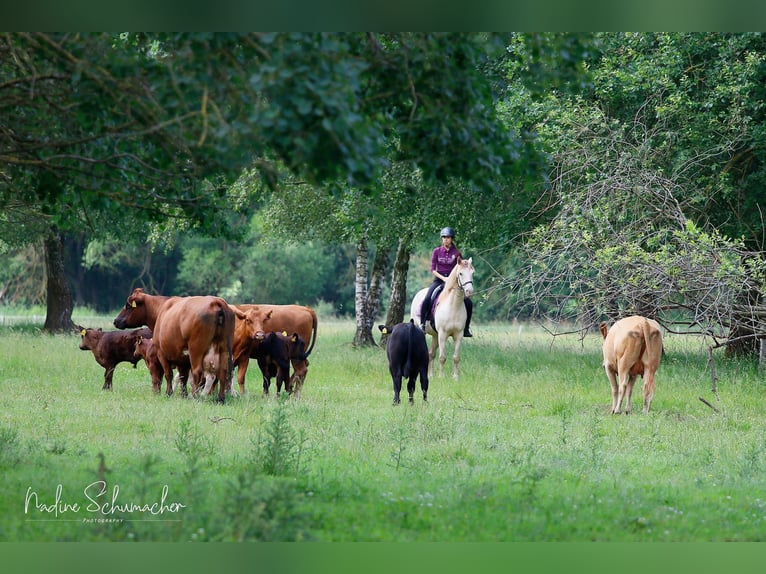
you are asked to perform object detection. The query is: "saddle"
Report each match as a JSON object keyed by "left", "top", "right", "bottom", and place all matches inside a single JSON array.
[{"left": 425, "top": 284, "right": 445, "bottom": 327}]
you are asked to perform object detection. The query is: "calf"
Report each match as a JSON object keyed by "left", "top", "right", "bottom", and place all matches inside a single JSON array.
[
  {"left": 600, "top": 315, "right": 663, "bottom": 414},
  {"left": 78, "top": 326, "right": 152, "bottom": 390},
  {"left": 133, "top": 337, "right": 165, "bottom": 394},
  {"left": 378, "top": 320, "right": 429, "bottom": 405},
  {"left": 255, "top": 332, "right": 307, "bottom": 397}
]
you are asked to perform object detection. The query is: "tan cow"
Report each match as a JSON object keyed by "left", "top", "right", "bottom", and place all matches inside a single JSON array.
[{"left": 600, "top": 315, "right": 663, "bottom": 414}]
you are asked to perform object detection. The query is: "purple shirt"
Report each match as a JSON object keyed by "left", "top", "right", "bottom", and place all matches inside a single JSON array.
[{"left": 431, "top": 245, "right": 462, "bottom": 277}]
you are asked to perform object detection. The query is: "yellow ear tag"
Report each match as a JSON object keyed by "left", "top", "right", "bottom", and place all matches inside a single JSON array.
[
  {"left": 80, "top": 329, "right": 87, "bottom": 336},
  {"left": 382, "top": 327, "right": 388, "bottom": 334},
  {"left": 282, "top": 331, "right": 287, "bottom": 336},
  {"left": 131, "top": 301, "right": 137, "bottom": 308}
]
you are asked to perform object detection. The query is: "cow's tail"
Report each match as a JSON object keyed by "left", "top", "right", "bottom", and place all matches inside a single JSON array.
[
  {"left": 403, "top": 319, "right": 417, "bottom": 378},
  {"left": 304, "top": 308, "right": 319, "bottom": 357},
  {"left": 214, "top": 301, "right": 234, "bottom": 387},
  {"left": 640, "top": 317, "right": 663, "bottom": 365}
]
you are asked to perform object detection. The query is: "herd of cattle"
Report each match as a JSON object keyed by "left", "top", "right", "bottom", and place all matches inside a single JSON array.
[
  {"left": 78, "top": 288, "right": 317, "bottom": 403},
  {"left": 77, "top": 287, "right": 663, "bottom": 413}
]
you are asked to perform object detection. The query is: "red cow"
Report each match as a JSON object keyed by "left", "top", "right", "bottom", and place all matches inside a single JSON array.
[
  {"left": 230, "top": 304, "right": 273, "bottom": 395},
  {"left": 113, "top": 288, "right": 261, "bottom": 403},
  {"left": 133, "top": 337, "right": 164, "bottom": 394},
  {"left": 234, "top": 304, "right": 316, "bottom": 393},
  {"left": 78, "top": 326, "right": 152, "bottom": 390}
]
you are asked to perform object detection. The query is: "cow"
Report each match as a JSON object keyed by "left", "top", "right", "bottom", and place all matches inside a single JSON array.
[
  {"left": 77, "top": 326, "right": 152, "bottom": 390},
  {"left": 255, "top": 331, "right": 308, "bottom": 397},
  {"left": 233, "top": 304, "right": 317, "bottom": 394},
  {"left": 378, "top": 320, "right": 429, "bottom": 405},
  {"left": 600, "top": 315, "right": 663, "bottom": 414},
  {"left": 133, "top": 337, "right": 164, "bottom": 394},
  {"left": 113, "top": 288, "right": 264, "bottom": 404}
]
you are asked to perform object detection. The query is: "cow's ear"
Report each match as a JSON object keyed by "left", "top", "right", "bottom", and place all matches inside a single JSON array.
[
  {"left": 98, "top": 328, "right": 103, "bottom": 332},
  {"left": 291, "top": 333, "right": 298, "bottom": 343}
]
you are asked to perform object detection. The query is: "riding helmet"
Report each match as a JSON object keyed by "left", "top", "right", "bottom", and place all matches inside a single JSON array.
[{"left": 440, "top": 226, "right": 456, "bottom": 238}]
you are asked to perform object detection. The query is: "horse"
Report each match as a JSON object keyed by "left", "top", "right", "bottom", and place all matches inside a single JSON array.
[{"left": 410, "top": 257, "right": 474, "bottom": 380}]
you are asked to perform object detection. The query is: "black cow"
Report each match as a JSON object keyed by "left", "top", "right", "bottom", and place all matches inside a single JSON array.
[
  {"left": 378, "top": 320, "right": 429, "bottom": 405},
  {"left": 255, "top": 331, "right": 307, "bottom": 396},
  {"left": 77, "top": 326, "right": 152, "bottom": 390}
]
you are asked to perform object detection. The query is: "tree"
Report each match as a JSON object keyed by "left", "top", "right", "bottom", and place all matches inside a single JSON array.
[
  {"left": 1, "top": 33, "right": 525, "bottom": 334},
  {"left": 505, "top": 79, "right": 766, "bottom": 355}
]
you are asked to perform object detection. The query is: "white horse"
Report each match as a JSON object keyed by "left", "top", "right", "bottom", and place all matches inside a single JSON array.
[{"left": 410, "top": 257, "right": 474, "bottom": 380}]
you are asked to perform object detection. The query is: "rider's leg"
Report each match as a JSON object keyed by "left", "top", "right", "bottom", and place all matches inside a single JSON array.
[
  {"left": 463, "top": 298, "right": 473, "bottom": 337},
  {"left": 420, "top": 280, "right": 441, "bottom": 330}
]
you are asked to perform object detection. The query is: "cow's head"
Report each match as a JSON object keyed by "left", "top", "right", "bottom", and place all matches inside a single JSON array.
[
  {"left": 78, "top": 327, "right": 103, "bottom": 351},
  {"left": 288, "top": 332, "right": 308, "bottom": 361},
  {"left": 234, "top": 308, "right": 272, "bottom": 342},
  {"left": 134, "top": 336, "right": 153, "bottom": 360},
  {"left": 114, "top": 288, "right": 148, "bottom": 329}
]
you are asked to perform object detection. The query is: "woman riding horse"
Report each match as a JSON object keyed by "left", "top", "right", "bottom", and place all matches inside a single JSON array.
[{"left": 419, "top": 227, "right": 473, "bottom": 337}]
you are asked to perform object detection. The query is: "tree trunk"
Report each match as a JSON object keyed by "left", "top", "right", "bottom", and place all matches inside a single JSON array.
[
  {"left": 380, "top": 236, "right": 411, "bottom": 346},
  {"left": 353, "top": 235, "right": 376, "bottom": 347},
  {"left": 367, "top": 246, "right": 391, "bottom": 333},
  {"left": 43, "top": 227, "right": 76, "bottom": 333}
]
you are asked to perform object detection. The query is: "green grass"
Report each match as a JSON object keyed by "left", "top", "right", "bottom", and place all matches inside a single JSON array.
[{"left": 1, "top": 318, "right": 765, "bottom": 541}]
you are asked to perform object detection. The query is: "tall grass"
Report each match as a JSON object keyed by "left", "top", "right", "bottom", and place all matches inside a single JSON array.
[{"left": 1, "top": 318, "right": 765, "bottom": 541}]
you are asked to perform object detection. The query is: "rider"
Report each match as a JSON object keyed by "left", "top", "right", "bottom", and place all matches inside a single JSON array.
[{"left": 419, "top": 226, "right": 473, "bottom": 337}]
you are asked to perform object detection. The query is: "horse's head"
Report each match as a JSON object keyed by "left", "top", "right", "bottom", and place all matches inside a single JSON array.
[{"left": 456, "top": 257, "right": 474, "bottom": 298}]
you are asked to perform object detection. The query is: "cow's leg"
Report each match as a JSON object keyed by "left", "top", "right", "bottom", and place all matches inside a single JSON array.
[
  {"left": 624, "top": 374, "right": 638, "bottom": 414},
  {"left": 177, "top": 364, "right": 191, "bottom": 397},
  {"left": 392, "top": 372, "right": 402, "bottom": 405},
  {"left": 420, "top": 369, "right": 429, "bottom": 402},
  {"left": 159, "top": 356, "right": 175, "bottom": 396},
  {"left": 613, "top": 369, "right": 630, "bottom": 415},
  {"left": 103, "top": 366, "right": 115, "bottom": 390},
  {"left": 642, "top": 370, "right": 656, "bottom": 414},
  {"left": 407, "top": 375, "right": 417, "bottom": 404},
  {"left": 605, "top": 367, "right": 619, "bottom": 413},
  {"left": 236, "top": 357, "right": 249, "bottom": 394}
]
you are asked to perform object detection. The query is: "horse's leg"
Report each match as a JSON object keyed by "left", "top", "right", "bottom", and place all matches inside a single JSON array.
[
  {"left": 438, "top": 331, "right": 448, "bottom": 377},
  {"left": 428, "top": 335, "right": 438, "bottom": 378},
  {"left": 451, "top": 333, "right": 463, "bottom": 380}
]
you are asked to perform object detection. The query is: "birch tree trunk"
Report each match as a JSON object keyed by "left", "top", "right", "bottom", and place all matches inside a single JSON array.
[{"left": 353, "top": 235, "right": 376, "bottom": 347}]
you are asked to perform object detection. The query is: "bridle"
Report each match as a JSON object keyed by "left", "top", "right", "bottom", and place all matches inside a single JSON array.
[{"left": 457, "top": 269, "right": 474, "bottom": 293}]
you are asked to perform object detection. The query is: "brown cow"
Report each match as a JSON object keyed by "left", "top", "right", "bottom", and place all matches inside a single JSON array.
[
  {"left": 234, "top": 304, "right": 316, "bottom": 393},
  {"left": 133, "top": 337, "right": 164, "bottom": 393},
  {"left": 600, "top": 315, "right": 663, "bottom": 414},
  {"left": 78, "top": 326, "right": 152, "bottom": 390},
  {"left": 113, "top": 288, "right": 262, "bottom": 403}
]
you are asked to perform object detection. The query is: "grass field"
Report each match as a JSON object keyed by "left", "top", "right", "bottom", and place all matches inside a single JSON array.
[{"left": 1, "top": 315, "right": 765, "bottom": 542}]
